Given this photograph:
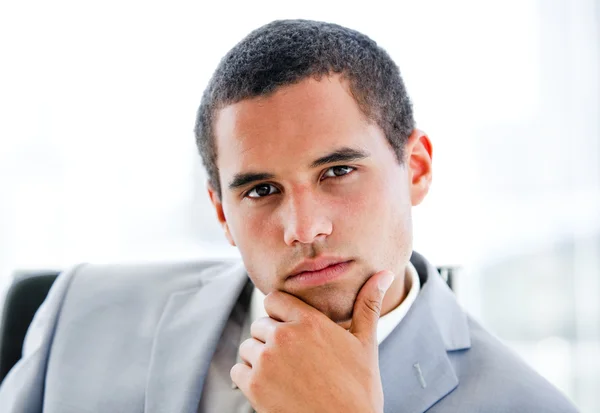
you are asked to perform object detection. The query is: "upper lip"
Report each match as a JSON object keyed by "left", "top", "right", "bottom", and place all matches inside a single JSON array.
[{"left": 287, "top": 257, "right": 351, "bottom": 279}]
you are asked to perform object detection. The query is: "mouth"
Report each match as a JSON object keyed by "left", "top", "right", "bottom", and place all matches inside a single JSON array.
[{"left": 286, "top": 260, "right": 354, "bottom": 288}]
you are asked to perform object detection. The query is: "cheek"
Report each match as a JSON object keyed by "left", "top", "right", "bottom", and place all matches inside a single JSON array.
[
  {"left": 227, "top": 210, "right": 276, "bottom": 294},
  {"left": 226, "top": 205, "right": 279, "bottom": 248},
  {"left": 332, "top": 172, "right": 412, "bottom": 253},
  {"left": 336, "top": 175, "right": 400, "bottom": 227},
  {"left": 223, "top": 205, "right": 282, "bottom": 284}
]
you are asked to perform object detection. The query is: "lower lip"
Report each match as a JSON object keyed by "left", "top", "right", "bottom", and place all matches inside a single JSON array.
[{"left": 287, "top": 261, "right": 353, "bottom": 288}]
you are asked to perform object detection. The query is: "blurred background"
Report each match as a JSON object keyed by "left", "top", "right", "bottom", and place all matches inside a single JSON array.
[{"left": 0, "top": 0, "right": 598, "bottom": 411}]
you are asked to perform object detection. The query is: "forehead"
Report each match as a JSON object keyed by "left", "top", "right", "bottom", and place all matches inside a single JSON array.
[{"left": 213, "top": 76, "right": 385, "bottom": 180}]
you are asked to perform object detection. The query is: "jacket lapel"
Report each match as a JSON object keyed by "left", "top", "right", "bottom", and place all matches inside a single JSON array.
[
  {"left": 379, "top": 253, "right": 471, "bottom": 413},
  {"left": 144, "top": 261, "right": 249, "bottom": 413},
  {"left": 143, "top": 253, "right": 469, "bottom": 413}
]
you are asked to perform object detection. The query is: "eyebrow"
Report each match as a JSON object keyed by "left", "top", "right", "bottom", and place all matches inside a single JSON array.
[
  {"left": 310, "top": 147, "right": 370, "bottom": 168},
  {"left": 228, "top": 172, "right": 276, "bottom": 191},
  {"left": 228, "top": 147, "right": 370, "bottom": 191}
]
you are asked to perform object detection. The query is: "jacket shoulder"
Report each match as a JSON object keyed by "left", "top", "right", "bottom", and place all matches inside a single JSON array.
[
  {"left": 69, "top": 258, "right": 244, "bottom": 295},
  {"left": 52, "top": 258, "right": 246, "bottom": 336},
  {"left": 440, "top": 317, "right": 579, "bottom": 412}
]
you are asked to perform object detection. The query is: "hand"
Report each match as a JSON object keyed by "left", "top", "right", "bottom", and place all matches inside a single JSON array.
[{"left": 231, "top": 270, "right": 395, "bottom": 413}]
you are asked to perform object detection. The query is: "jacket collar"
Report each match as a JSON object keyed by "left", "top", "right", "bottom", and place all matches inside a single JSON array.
[
  {"left": 378, "top": 251, "right": 471, "bottom": 413},
  {"left": 144, "top": 261, "right": 249, "bottom": 413}
]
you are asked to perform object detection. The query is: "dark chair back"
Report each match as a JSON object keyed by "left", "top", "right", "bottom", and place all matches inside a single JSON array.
[{"left": 0, "top": 271, "right": 60, "bottom": 384}]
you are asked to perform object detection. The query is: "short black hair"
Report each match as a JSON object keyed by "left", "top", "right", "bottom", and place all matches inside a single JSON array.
[{"left": 194, "top": 19, "right": 415, "bottom": 198}]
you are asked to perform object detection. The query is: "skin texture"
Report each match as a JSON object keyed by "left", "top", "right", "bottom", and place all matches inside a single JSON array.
[{"left": 208, "top": 75, "right": 433, "bottom": 412}]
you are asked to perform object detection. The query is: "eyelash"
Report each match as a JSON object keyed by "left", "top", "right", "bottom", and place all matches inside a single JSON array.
[{"left": 244, "top": 166, "right": 356, "bottom": 199}]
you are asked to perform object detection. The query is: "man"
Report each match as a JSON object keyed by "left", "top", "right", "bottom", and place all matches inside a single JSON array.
[{"left": 0, "top": 19, "right": 578, "bottom": 413}]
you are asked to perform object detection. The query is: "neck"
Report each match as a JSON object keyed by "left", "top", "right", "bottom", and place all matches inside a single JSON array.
[{"left": 381, "top": 268, "right": 409, "bottom": 316}]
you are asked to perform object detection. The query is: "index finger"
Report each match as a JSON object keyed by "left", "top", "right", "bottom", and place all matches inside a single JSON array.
[{"left": 263, "top": 290, "right": 323, "bottom": 323}]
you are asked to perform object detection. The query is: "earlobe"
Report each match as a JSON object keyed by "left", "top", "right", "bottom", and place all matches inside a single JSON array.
[
  {"left": 207, "top": 182, "right": 237, "bottom": 247},
  {"left": 406, "top": 130, "right": 433, "bottom": 206}
]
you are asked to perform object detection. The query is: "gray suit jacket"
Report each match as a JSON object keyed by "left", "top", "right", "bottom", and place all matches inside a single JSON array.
[{"left": 0, "top": 252, "right": 578, "bottom": 412}]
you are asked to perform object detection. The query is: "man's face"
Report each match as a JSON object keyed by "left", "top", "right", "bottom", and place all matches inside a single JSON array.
[{"left": 210, "top": 75, "right": 432, "bottom": 326}]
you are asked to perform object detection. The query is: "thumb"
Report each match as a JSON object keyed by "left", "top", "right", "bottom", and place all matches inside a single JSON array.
[{"left": 349, "top": 270, "right": 395, "bottom": 344}]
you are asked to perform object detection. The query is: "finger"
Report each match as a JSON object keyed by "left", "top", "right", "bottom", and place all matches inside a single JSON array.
[
  {"left": 349, "top": 270, "right": 395, "bottom": 344},
  {"left": 230, "top": 362, "right": 252, "bottom": 392},
  {"left": 263, "top": 290, "right": 321, "bottom": 323},
  {"left": 238, "top": 337, "right": 265, "bottom": 367},
  {"left": 251, "top": 316, "right": 280, "bottom": 343}
]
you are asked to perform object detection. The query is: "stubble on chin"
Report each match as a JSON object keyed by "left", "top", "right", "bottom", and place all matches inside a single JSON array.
[{"left": 289, "top": 283, "right": 360, "bottom": 326}]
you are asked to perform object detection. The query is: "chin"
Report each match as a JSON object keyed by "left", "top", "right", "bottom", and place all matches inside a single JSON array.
[{"left": 295, "top": 287, "right": 356, "bottom": 325}]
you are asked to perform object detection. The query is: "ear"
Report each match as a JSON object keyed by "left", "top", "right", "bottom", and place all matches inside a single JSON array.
[
  {"left": 405, "top": 129, "right": 433, "bottom": 206},
  {"left": 207, "top": 182, "right": 237, "bottom": 247}
]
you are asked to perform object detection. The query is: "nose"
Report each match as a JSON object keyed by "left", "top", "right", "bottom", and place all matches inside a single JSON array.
[{"left": 281, "top": 189, "right": 333, "bottom": 246}]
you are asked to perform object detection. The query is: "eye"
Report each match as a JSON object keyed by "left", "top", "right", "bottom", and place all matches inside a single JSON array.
[
  {"left": 246, "top": 183, "right": 279, "bottom": 199},
  {"left": 321, "top": 165, "right": 355, "bottom": 180}
]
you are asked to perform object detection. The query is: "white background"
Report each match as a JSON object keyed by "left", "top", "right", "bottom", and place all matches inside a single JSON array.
[{"left": 1, "top": 0, "right": 598, "bottom": 411}]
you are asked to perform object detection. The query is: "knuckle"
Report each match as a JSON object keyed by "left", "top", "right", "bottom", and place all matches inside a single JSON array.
[
  {"left": 239, "top": 338, "right": 252, "bottom": 353},
  {"left": 263, "top": 291, "right": 283, "bottom": 307},
  {"left": 250, "top": 316, "right": 268, "bottom": 335},
  {"left": 247, "top": 375, "right": 262, "bottom": 395},
  {"left": 297, "top": 311, "right": 318, "bottom": 328},
  {"left": 300, "top": 311, "right": 315, "bottom": 325},
  {"left": 230, "top": 363, "right": 240, "bottom": 379},
  {"left": 257, "top": 346, "right": 273, "bottom": 365},
  {"left": 364, "top": 298, "right": 382, "bottom": 315},
  {"left": 272, "top": 324, "right": 293, "bottom": 344},
  {"left": 230, "top": 363, "right": 246, "bottom": 385}
]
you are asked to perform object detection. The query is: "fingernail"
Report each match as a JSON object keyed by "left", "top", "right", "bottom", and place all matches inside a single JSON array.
[{"left": 378, "top": 272, "right": 395, "bottom": 293}]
